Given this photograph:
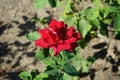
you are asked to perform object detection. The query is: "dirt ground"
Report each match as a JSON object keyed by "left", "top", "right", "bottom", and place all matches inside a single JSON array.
[{"left": 0, "top": 0, "right": 120, "bottom": 80}]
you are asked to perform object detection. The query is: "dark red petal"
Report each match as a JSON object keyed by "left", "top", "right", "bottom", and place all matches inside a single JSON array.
[
  {"left": 58, "top": 44, "right": 71, "bottom": 51},
  {"left": 47, "top": 31, "right": 58, "bottom": 44},
  {"left": 39, "top": 28, "right": 50, "bottom": 39},
  {"left": 66, "top": 31, "right": 72, "bottom": 38},
  {"left": 35, "top": 39, "right": 51, "bottom": 48},
  {"left": 71, "top": 42, "right": 78, "bottom": 49},
  {"left": 49, "top": 19, "right": 56, "bottom": 27},
  {"left": 66, "top": 27, "right": 76, "bottom": 38},
  {"left": 68, "top": 26, "right": 75, "bottom": 32},
  {"left": 67, "top": 42, "right": 78, "bottom": 52},
  {"left": 49, "top": 19, "right": 67, "bottom": 31},
  {"left": 56, "top": 21, "right": 66, "bottom": 29},
  {"left": 39, "top": 28, "right": 59, "bottom": 45},
  {"left": 52, "top": 43, "right": 71, "bottom": 56},
  {"left": 65, "top": 37, "right": 77, "bottom": 44},
  {"left": 77, "top": 33, "right": 81, "bottom": 39}
]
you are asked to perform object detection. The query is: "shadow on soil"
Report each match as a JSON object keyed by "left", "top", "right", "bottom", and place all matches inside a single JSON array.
[
  {"left": 4, "top": 71, "right": 21, "bottom": 80},
  {"left": 79, "top": 41, "right": 120, "bottom": 80},
  {"left": 92, "top": 42, "right": 108, "bottom": 60},
  {"left": 0, "top": 12, "right": 54, "bottom": 79},
  {"left": 0, "top": 21, "right": 13, "bottom": 36},
  {"left": 0, "top": 16, "right": 38, "bottom": 80}
]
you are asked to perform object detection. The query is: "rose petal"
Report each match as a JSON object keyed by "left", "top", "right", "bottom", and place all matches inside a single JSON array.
[
  {"left": 39, "top": 28, "right": 59, "bottom": 45},
  {"left": 39, "top": 28, "right": 49, "bottom": 39},
  {"left": 52, "top": 43, "right": 71, "bottom": 56},
  {"left": 52, "top": 46, "right": 59, "bottom": 56},
  {"left": 65, "top": 37, "right": 77, "bottom": 44},
  {"left": 77, "top": 33, "right": 81, "bottom": 39},
  {"left": 35, "top": 39, "right": 51, "bottom": 48},
  {"left": 67, "top": 27, "right": 76, "bottom": 38},
  {"left": 49, "top": 19, "right": 67, "bottom": 31}
]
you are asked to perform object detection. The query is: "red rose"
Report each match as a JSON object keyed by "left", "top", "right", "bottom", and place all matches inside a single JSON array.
[{"left": 35, "top": 19, "right": 81, "bottom": 56}]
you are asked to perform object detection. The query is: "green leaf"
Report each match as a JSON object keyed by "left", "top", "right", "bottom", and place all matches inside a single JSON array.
[
  {"left": 81, "top": 62, "right": 89, "bottom": 73},
  {"left": 87, "top": 23, "right": 92, "bottom": 32},
  {"left": 35, "top": 49, "right": 45, "bottom": 60},
  {"left": 73, "top": 60, "right": 82, "bottom": 71},
  {"left": 78, "top": 19, "right": 88, "bottom": 38},
  {"left": 43, "top": 58, "right": 57, "bottom": 68},
  {"left": 63, "top": 73, "right": 72, "bottom": 80},
  {"left": 98, "top": 27, "right": 107, "bottom": 37},
  {"left": 92, "top": 0, "right": 101, "bottom": 7},
  {"left": 63, "top": 72, "right": 79, "bottom": 80},
  {"left": 64, "top": 0, "right": 71, "bottom": 14},
  {"left": 89, "top": 18, "right": 100, "bottom": 28},
  {"left": 100, "top": 7, "right": 109, "bottom": 18},
  {"left": 113, "top": 14, "right": 120, "bottom": 33},
  {"left": 56, "top": 73, "right": 64, "bottom": 80},
  {"left": 100, "top": 6, "right": 117, "bottom": 18},
  {"left": 107, "top": 6, "right": 117, "bottom": 13},
  {"left": 57, "top": 0, "right": 69, "bottom": 7},
  {"left": 45, "top": 66, "right": 58, "bottom": 75},
  {"left": 26, "top": 31, "right": 40, "bottom": 41},
  {"left": 78, "top": 10, "right": 86, "bottom": 18},
  {"left": 48, "top": 0, "right": 56, "bottom": 7},
  {"left": 31, "top": 70, "right": 39, "bottom": 79},
  {"left": 53, "top": 55, "right": 63, "bottom": 65},
  {"left": 34, "top": 0, "right": 48, "bottom": 9},
  {"left": 72, "top": 52, "right": 83, "bottom": 71},
  {"left": 117, "top": 0, "right": 120, "bottom": 4},
  {"left": 64, "top": 15, "right": 77, "bottom": 26},
  {"left": 65, "top": 5, "right": 71, "bottom": 14},
  {"left": 85, "top": 7, "right": 99, "bottom": 20},
  {"left": 19, "top": 71, "right": 32, "bottom": 80},
  {"left": 36, "top": 48, "right": 49, "bottom": 60},
  {"left": 63, "top": 63, "right": 79, "bottom": 76},
  {"left": 34, "top": 73, "right": 48, "bottom": 80},
  {"left": 102, "top": 19, "right": 112, "bottom": 25},
  {"left": 34, "top": 74, "right": 42, "bottom": 80},
  {"left": 62, "top": 50, "right": 74, "bottom": 60}
]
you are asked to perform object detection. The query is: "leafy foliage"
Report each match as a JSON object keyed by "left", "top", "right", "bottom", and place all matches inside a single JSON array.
[
  {"left": 48, "top": 0, "right": 57, "bottom": 8},
  {"left": 26, "top": 31, "right": 40, "bottom": 41},
  {"left": 78, "top": 19, "right": 89, "bottom": 38},
  {"left": 114, "top": 13, "right": 120, "bottom": 35},
  {"left": 19, "top": 70, "right": 39, "bottom": 80}
]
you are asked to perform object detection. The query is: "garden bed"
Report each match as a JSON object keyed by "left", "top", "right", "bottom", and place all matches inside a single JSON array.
[{"left": 0, "top": 0, "right": 120, "bottom": 80}]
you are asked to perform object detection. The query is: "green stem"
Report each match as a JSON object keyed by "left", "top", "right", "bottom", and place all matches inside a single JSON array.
[
  {"left": 63, "top": 0, "right": 71, "bottom": 15},
  {"left": 57, "top": 52, "right": 65, "bottom": 74},
  {"left": 50, "top": 52, "right": 53, "bottom": 60}
]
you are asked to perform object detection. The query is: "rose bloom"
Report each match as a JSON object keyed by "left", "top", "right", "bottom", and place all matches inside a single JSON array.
[{"left": 35, "top": 19, "right": 81, "bottom": 56}]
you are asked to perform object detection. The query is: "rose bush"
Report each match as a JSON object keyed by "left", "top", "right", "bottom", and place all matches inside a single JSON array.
[
  {"left": 35, "top": 19, "right": 81, "bottom": 56},
  {"left": 19, "top": 18, "right": 95, "bottom": 80}
]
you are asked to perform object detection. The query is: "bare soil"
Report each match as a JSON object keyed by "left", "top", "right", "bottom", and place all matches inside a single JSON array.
[{"left": 0, "top": 0, "right": 120, "bottom": 80}]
